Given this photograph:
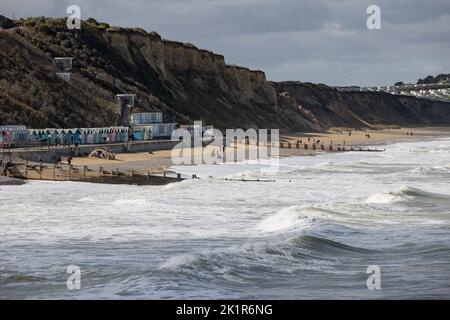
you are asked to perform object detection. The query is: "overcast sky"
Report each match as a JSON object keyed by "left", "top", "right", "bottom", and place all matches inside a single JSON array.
[{"left": 1, "top": 0, "right": 449, "bottom": 86}]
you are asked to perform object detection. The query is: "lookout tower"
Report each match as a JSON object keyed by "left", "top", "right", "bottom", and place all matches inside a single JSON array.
[
  {"left": 116, "top": 94, "right": 136, "bottom": 126},
  {"left": 54, "top": 57, "right": 73, "bottom": 82}
]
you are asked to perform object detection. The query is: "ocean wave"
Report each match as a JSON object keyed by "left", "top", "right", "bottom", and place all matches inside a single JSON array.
[
  {"left": 278, "top": 160, "right": 411, "bottom": 176},
  {"left": 366, "top": 186, "right": 450, "bottom": 204},
  {"left": 256, "top": 206, "right": 319, "bottom": 232},
  {"left": 157, "top": 233, "right": 374, "bottom": 280},
  {"left": 255, "top": 205, "right": 364, "bottom": 233},
  {"left": 288, "top": 234, "right": 374, "bottom": 254},
  {"left": 408, "top": 166, "right": 450, "bottom": 175}
]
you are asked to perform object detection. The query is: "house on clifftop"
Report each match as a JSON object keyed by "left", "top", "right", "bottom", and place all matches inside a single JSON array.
[{"left": 0, "top": 14, "right": 14, "bottom": 29}]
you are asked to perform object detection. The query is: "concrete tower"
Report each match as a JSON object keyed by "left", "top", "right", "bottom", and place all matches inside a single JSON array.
[{"left": 116, "top": 94, "right": 136, "bottom": 127}]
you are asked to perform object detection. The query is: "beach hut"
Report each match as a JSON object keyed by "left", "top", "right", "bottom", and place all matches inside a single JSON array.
[
  {"left": 45, "top": 129, "right": 58, "bottom": 145},
  {"left": 70, "top": 129, "right": 82, "bottom": 144},
  {"left": 88, "top": 128, "right": 94, "bottom": 144},
  {"left": 149, "top": 124, "right": 160, "bottom": 138},
  {"left": 56, "top": 129, "right": 64, "bottom": 145},
  {"left": 130, "top": 126, "right": 150, "bottom": 141},
  {"left": 101, "top": 128, "right": 109, "bottom": 144},
  {"left": 110, "top": 127, "right": 124, "bottom": 143},
  {"left": 38, "top": 129, "right": 50, "bottom": 144},
  {"left": 63, "top": 129, "right": 72, "bottom": 144},
  {"left": 144, "top": 126, "right": 152, "bottom": 140},
  {"left": 149, "top": 123, "right": 177, "bottom": 138},
  {"left": 78, "top": 128, "right": 87, "bottom": 145},
  {"left": 106, "top": 128, "right": 113, "bottom": 143},
  {"left": 116, "top": 127, "right": 129, "bottom": 142},
  {"left": 108, "top": 127, "right": 115, "bottom": 143},
  {"left": 132, "top": 129, "right": 143, "bottom": 141},
  {"left": 101, "top": 128, "right": 108, "bottom": 144},
  {"left": 93, "top": 128, "right": 101, "bottom": 144},
  {"left": 27, "top": 129, "right": 41, "bottom": 144},
  {"left": 0, "top": 125, "right": 28, "bottom": 147},
  {"left": 130, "top": 112, "right": 163, "bottom": 125}
]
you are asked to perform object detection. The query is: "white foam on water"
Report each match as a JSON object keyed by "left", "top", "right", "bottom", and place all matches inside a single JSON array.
[
  {"left": 257, "top": 206, "right": 316, "bottom": 232},
  {"left": 365, "top": 192, "right": 403, "bottom": 204},
  {"left": 1, "top": 135, "right": 450, "bottom": 298}
]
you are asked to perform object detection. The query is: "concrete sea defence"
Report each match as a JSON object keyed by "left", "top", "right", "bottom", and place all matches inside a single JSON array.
[{"left": 11, "top": 140, "right": 178, "bottom": 163}]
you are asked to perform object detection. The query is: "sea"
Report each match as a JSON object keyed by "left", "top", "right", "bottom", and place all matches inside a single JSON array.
[{"left": 1, "top": 136, "right": 450, "bottom": 299}]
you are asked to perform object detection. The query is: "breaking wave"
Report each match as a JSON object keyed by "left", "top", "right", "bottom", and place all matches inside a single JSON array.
[
  {"left": 256, "top": 206, "right": 316, "bottom": 232},
  {"left": 366, "top": 186, "right": 450, "bottom": 204}
]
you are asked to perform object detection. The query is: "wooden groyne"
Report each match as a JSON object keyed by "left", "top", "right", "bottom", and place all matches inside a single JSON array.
[
  {"left": 277, "top": 142, "right": 385, "bottom": 152},
  {"left": 1, "top": 155, "right": 184, "bottom": 185}
]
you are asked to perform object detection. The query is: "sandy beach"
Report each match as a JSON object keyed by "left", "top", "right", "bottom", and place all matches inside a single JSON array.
[{"left": 68, "top": 127, "right": 450, "bottom": 174}]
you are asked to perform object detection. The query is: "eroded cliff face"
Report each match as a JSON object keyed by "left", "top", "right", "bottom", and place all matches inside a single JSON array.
[{"left": 1, "top": 17, "right": 450, "bottom": 131}]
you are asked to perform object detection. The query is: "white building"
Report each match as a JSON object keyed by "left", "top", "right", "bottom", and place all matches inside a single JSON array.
[{"left": 130, "top": 112, "right": 177, "bottom": 138}]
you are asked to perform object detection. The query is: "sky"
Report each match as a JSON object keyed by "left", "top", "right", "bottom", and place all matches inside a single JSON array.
[{"left": 1, "top": 0, "right": 449, "bottom": 86}]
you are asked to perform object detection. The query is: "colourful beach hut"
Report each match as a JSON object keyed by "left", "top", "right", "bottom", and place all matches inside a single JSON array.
[
  {"left": 69, "top": 129, "right": 82, "bottom": 144},
  {"left": 0, "top": 125, "right": 28, "bottom": 147},
  {"left": 63, "top": 129, "right": 72, "bottom": 144},
  {"left": 28, "top": 129, "right": 41, "bottom": 144},
  {"left": 56, "top": 129, "right": 64, "bottom": 145},
  {"left": 39, "top": 129, "right": 50, "bottom": 144},
  {"left": 109, "top": 127, "right": 116, "bottom": 143},
  {"left": 116, "top": 127, "right": 129, "bottom": 142},
  {"left": 87, "top": 129, "right": 95, "bottom": 144},
  {"left": 79, "top": 128, "right": 87, "bottom": 145},
  {"left": 45, "top": 129, "right": 58, "bottom": 144}
]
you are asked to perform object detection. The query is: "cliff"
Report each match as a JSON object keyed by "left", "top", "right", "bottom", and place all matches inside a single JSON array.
[{"left": 1, "top": 17, "right": 450, "bottom": 131}]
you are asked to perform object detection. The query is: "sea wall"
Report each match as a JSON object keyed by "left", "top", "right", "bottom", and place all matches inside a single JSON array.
[{"left": 14, "top": 140, "right": 177, "bottom": 163}]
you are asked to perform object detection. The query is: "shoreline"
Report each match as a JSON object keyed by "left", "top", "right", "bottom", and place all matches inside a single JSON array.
[{"left": 3, "top": 126, "right": 450, "bottom": 185}]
